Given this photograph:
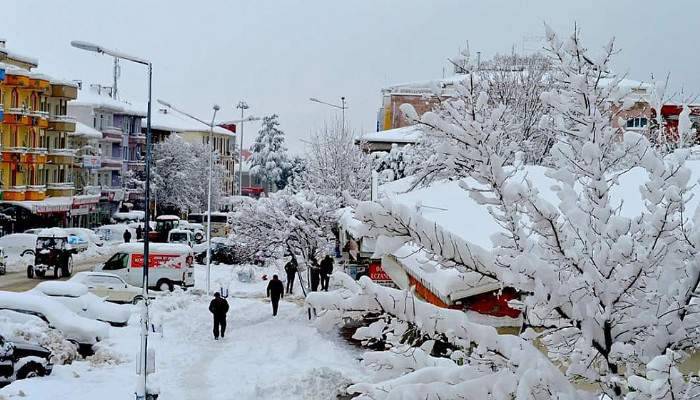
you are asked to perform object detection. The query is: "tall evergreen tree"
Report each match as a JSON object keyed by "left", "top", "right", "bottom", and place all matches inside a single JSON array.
[{"left": 250, "top": 114, "right": 289, "bottom": 192}]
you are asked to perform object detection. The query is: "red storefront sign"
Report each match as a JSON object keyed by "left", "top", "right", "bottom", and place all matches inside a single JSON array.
[
  {"left": 368, "top": 261, "right": 391, "bottom": 281},
  {"left": 131, "top": 253, "right": 183, "bottom": 269}
]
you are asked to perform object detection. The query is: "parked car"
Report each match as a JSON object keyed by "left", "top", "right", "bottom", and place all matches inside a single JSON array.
[
  {"left": 32, "top": 281, "right": 132, "bottom": 327},
  {"left": 0, "top": 334, "right": 53, "bottom": 384},
  {"left": 0, "top": 248, "right": 6, "bottom": 276},
  {"left": 23, "top": 228, "right": 44, "bottom": 235},
  {"left": 69, "top": 272, "right": 143, "bottom": 304},
  {"left": 178, "top": 222, "right": 205, "bottom": 243},
  {"left": 0, "top": 233, "right": 37, "bottom": 262},
  {"left": 194, "top": 238, "right": 238, "bottom": 265},
  {"left": 0, "top": 291, "right": 109, "bottom": 354},
  {"left": 26, "top": 229, "right": 81, "bottom": 279},
  {"left": 167, "top": 229, "right": 195, "bottom": 248},
  {"left": 94, "top": 243, "right": 195, "bottom": 291}
]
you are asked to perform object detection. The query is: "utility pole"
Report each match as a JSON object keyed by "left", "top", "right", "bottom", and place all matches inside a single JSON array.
[{"left": 113, "top": 57, "right": 120, "bottom": 99}]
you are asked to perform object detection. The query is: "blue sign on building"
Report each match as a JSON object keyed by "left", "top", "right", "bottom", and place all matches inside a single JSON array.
[{"left": 0, "top": 67, "right": 4, "bottom": 120}]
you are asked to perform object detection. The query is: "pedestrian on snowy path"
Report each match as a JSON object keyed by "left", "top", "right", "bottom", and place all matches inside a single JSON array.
[
  {"left": 136, "top": 224, "right": 143, "bottom": 241},
  {"left": 284, "top": 257, "right": 298, "bottom": 294},
  {"left": 320, "top": 255, "right": 333, "bottom": 291},
  {"left": 208, "top": 292, "right": 229, "bottom": 340},
  {"left": 266, "top": 274, "right": 284, "bottom": 316},
  {"left": 123, "top": 229, "right": 132, "bottom": 243}
]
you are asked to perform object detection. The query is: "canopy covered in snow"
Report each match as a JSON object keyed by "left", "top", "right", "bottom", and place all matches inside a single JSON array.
[
  {"left": 72, "top": 121, "right": 103, "bottom": 139},
  {"left": 358, "top": 126, "right": 423, "bottom": 144},
  {"left": 71, "top": 86, "right": 146, "bottom": 117}
]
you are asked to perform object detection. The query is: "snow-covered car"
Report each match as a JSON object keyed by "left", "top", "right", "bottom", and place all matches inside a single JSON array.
[
  {"left": 168, "top": 229, "right": 195, "bottom": 248},
  {"left": 23, "top": 228, "right": 44, "bottom": 235},
  {"left": 93, "top": 224, "right": 137, "bottom": 244},
  {"left": 0, "top": 334, "right": 53, "bottom": 384},
  {"left": 0, "top": 291, "right": 108, "bottom": 352},
  {"left": 178, "top": 222, "right": 205, "bottom": 243},
  {"left": 31, "top": 281, "right": 132, "bottom": 327},
  {"left": 112, "top": 210, "right": 145, "bottom": 224},
  {"left": 0, "top": 248, "right": 6, "bottom": 275},
  {"left": 0, "top": 309, "right": 79, "bottom": 364},
  {"left": 69, "top": 272, "right": 143, "bottom": 304},
  {"left": 0, "top": 233, "right": 38, "bottom": 263}
]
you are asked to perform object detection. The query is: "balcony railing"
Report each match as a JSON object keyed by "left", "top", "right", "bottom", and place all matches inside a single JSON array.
[
  {"left": 47, "top": 182, "right": 75, "bottom": 190},
  {"left": 48, "top": 115, "right": 76, "bottom": 132}
]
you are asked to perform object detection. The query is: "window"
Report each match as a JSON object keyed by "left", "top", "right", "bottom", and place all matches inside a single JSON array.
[
  {"left": 87, "top": 275, "right": 126, "bottom": 287},
  {"left": 626, "top": 117, "right": 648, "bottom": 129},
  {"left": 104, "top": 253, "right": 129, "bottom": 270}
]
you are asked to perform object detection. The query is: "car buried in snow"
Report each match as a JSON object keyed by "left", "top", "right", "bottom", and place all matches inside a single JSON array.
[
  {"left": 0, "top": 334, "right": 53, "bottom": 384},
  {"left": 69, "top": 272, "right": 143, "bottom": 304},
  {"left": 31, "top": 281, "right": 132, "bottom": 327},
  {"left": 0, "top": 291, "right": 109, "bottom": 355}
]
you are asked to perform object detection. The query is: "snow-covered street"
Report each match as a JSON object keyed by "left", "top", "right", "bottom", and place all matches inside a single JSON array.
[{"left": 0, "top": 265, "right": 368, "bottom": 400}]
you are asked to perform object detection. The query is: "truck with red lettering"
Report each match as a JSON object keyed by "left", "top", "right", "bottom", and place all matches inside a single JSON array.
[{"left": 94, "top": 243, "right": 194, "bottom": 291}]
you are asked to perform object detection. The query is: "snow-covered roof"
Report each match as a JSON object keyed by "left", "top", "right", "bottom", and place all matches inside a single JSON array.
[
  {"left": 70, "top": 86, "right": 146, "bottom": 117},
  {"left": 382, "top": 74, "right": 468, "bottom": 95},
  {"left": 382, "top": 160, "right": 700, "bottom": 251},
  {"left": 0, "top": 46, "right": 39, "bottom": 68},
  {"left": 3, "top": 196, "right": 73, "bottom": 214},
  {"left": 72, "top": 121, "right": 103, "bottom": 139},
  {"left": 116, "top": 242, "right": 192, "bottom": 255},
  {"left": 146, "top": 109, "right": 235, "bottom": 137},
  {"left": 359, "top": 126, "right": 423, "bottom": 144},
  {"left": 391, "top": 244, "right": 500, "bottom": 302}
]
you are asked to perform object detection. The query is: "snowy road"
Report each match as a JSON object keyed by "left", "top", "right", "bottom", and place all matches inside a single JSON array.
[
  {"left": 0, "top": 264, "right": 369, "bottom": 400},
  {"left": 0, "top": 256, "right": 106, "bottom": 292}
]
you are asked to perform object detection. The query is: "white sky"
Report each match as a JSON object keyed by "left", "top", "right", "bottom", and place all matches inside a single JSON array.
[{"left": 2, "top": 0, "right": 697, "bottom": 153}]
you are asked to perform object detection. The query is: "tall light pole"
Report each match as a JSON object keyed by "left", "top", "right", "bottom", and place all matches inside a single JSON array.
[
  {"left": 157, "top": 99, "right": 259, "bottom": 294},
  {"left": 309, "top": 96, "right": 347, "bottom": 131},
  {"left": 235, "top": 100, "right": 249, "bottom": 195},
  {"left": 71, "top": 40, "right": 154, "bottom": 400}
]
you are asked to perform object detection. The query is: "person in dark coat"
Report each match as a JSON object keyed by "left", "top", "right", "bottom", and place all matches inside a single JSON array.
[
  {"left": 284, "top": 257, "right": 298, "bottom": 294},
  {"left": 266, "top": 275, "right": 284, "bottom": 316},
  {"left": 208, "top": 292, "right": 229, "bottom": 340},
  {"left": 123, "top": 229, "right": 132, "bottom": 243},
  {"left": 135, "top": 225, "right": 143, "bottom": 241},
  {"left": 320, "top": 255, "right": 334, "bottom": 291},
  {"left": 310, "top": 266, "right": 321, "bottom": 292}
]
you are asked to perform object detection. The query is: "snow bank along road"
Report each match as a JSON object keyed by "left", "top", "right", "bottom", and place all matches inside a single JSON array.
[
  {"left": 0, "top": 256, "right": 106, "bottom": 292},
  {"left": 0, "top": 265, "right": 369, "bottom": 400}
]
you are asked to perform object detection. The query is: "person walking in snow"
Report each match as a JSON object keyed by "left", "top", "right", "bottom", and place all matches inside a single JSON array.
[
  {"left": 266, "top": 275, "right": 284, "bottom": 316},
  {"left": 123, "top": 229, "right": 132, "bottom": 243},
  {"left": 208, "top": 292, "right": 229, "bottom": 340},
  {"left": 320, "top": 255, "right": 334, "bottom": 291},
  {"left": 135, "top": 224, "right": 143, "bottom": 241},
  {"left": 284, "top": 257, "right": 298, "bottom": 294}
]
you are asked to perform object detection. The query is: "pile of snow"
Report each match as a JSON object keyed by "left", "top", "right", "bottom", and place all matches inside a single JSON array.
[
  {"left": 93, "top": 224, "right": 136, "bottom": 244},
  {"left": 34, "top": 281, "right": 89, "bottom": 297}
]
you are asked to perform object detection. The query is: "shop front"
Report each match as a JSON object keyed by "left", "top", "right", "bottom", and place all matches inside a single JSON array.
[{"left": 69, "top": 194, "right": 100, "bottom": 228}]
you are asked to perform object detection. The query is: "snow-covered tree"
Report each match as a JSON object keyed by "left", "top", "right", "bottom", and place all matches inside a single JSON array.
[
  {"left": 229, "top": 190, "right": 336, "bottom": 266},
  {"left": 340, "top": 26, "right": 700, "bottom": 399},
  {"left": 152, "top": 135, "right": 225, "bottom": 214},
  {"left": 296, "top": 120, "right": 371, "bottom": 205},
  {"left": 372, "top": 144, "right": 417, "bottom": 184},
  {"left": 250, "top": 114, "right": 289, "bottom": 192},
  {"left": 277, "top": 155, "right": 306, "bottom": 191}
]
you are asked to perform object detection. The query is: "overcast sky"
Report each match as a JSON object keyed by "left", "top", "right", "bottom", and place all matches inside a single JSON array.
[{"left": 2, "top": 0, "right": 697, "bottom": 153}]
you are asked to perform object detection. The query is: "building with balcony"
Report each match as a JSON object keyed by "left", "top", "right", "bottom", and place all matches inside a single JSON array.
[
  {"left": 0, "top": 40, "right": 82, "bottom": 232},
  {"left": 147, "top": 108, "right": 237, "bottom": 196},
  {"left": 68, "top": 84, "right": 146, "bottom": 220}
]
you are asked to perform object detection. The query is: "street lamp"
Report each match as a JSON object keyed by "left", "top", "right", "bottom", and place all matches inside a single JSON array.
[
  {"left": 309, "top": 96, "right": 347, "bottom": 131},
  {"left": 235, "top": 101, "right": 249, "bottom": 195},
  {"left": 157, "top": 99, "right": 259, "bottom": 295},
  {"left": 71, "top": 40, "right": 154, "bottom": 400}
]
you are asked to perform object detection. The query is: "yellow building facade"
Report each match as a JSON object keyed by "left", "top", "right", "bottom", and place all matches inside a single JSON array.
[{"left": 0, "top": 43, "right": 77, "bottom": 202}]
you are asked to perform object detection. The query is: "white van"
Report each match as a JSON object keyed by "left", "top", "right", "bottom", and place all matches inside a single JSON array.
[{"left": 94, "top": 243, "right": 195, "bottom": 291}]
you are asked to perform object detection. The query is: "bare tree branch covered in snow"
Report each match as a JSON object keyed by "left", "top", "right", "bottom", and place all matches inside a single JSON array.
[
  {"left": 316, "top": 26, "right": 700, "bottom": 400},
  {"left": 294, "top": 120, "right": 371, "bottom": 205}
]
